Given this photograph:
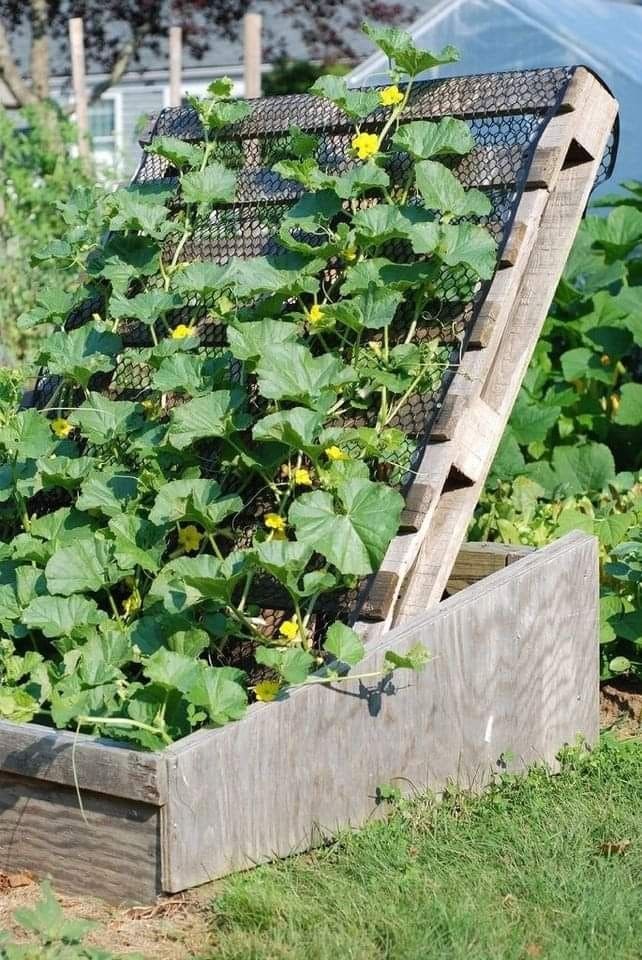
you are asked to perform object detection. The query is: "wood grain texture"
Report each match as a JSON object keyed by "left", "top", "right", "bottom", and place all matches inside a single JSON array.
[
  {"left": 0, "top": 721, "right": 167, "bottom": 804},
  {"left": 395, "top": 80, "right": 617, "bottom": 623},
  {"left": 161, "top": 533, "right": 598, "bottom": 892},
  {"left": 445, "top": 542, "right": 533, "bottom": 595},
  {"left": 0, "top": 773, "right": 161, "bottom": 903},
  {"left": 352, "top": 187, "right": 550, "bottom": 640}
]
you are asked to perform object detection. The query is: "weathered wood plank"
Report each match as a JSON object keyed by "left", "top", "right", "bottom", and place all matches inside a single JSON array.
[
  {"left": 467, "top": 301, "right": 500, "bottom": 350},
  {"left": 397, "top": 80, "right": 617, "bottom": 618},
  {"left": 445, "top": 542, "right": 533, "bottom": 595},
  {"left": 353, "top": 189, "right": 548, "bottom": 637},
  {"left": 161, "top": 532, "right": 599, "bottom": 892},
  {"left": 0, "top": 773, "right": 161, "bottom": 904},
  {"left": 0, "top": 721, "right": 167, "bottom": 805}
]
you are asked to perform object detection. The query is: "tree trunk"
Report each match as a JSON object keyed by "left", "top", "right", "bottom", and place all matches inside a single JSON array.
[{"left": 0, "top": 19, "right": 37, "bottom": 106}]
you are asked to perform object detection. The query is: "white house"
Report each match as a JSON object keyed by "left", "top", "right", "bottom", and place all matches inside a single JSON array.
[{"left": 1, "top": 2, "right": 418, "bottom": 176}]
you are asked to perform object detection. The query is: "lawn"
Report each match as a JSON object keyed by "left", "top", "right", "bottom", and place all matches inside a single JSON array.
[
  {"left": 1, "top": 731, "right": 640, "bottom": 958},
  {"left": 205, "top": 736, "right": 642, "bottom": 960}
]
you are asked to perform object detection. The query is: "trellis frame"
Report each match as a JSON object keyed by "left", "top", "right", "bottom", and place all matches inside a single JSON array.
[
  {"left": 0, "top": 67, "right": 616, "bottom": 902},
  {"left": 355, "top": 66, "right": 617, "bottom": 635}
]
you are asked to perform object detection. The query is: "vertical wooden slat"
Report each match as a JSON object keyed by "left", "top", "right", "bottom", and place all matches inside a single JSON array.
[
  {"left": 243, "top": 13, "right": 262, "bottom": 99},
  {"left": 168, "top": 25, "right": 183, "bottom": 108},
  {"left": 68, "top": 17, "right": 90, "bottom": 166}
]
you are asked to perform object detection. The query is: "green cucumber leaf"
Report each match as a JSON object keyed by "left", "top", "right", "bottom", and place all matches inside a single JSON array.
[
  {"left": 392, "top": 118, "right": 473, "bottom": 159},
  {"left": 22, "top": 595, "right": 107, "bottom": 638},
  {"left": 289, "top": 478, "right": 403, "bottom": 575},
  {"left": 323, "top": 622, "right": 365, "bottom": 667}
]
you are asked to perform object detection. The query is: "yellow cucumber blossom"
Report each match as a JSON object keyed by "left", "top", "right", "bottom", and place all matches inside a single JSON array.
[
  {"left": 325, "top": 445, "right": 349, "bottom": 461},
  {"left": 351, "top": 132, "right": 379, "bottom": 160},
  {"left": 293, "top": 467, "right": 313, "bottom": 486},
  {"left": 51, "top": 418, "right": 73, "bottom": 438},
  {"left": 141, "top": 398, "right": 160, "bottom": 419},
  {"left": 611, "top": 393, "right": 620, "bottom": 414},
  {"left": 308, "top": 303, "right": 325, "bottom": 325},
  {"left": 171, "top": 323, "right": 196, "bottom": 340},
  {"left": 600, "top": 354, "right": 612, "bottom": 367},
  {"left": 343, "top": 245, "right": 358, "bottom": 262},
  {"left": 122, "top": 589, "right": 142, "bottom": 617},
  {"left": 254, "top": 680, "right": 281, "bottom": 702},
  {"left": 379, "top": 85, "right": 404, "bottom": 107},
  {"left": 177, "top": 524, "right": 203, "bottom": 553},
  {"left": 265, "top": 512, "right": 286, "bottom": 532},
  {"left": 279, "top": 618, "right": 300, "bottom": 642}
]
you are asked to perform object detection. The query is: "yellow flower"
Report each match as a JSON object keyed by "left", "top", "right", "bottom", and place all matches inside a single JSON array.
[
  {"left": 265, "top": 512, "right": 286, "bottom": 532},
  {"left": 279, "top": 618, "right": 300, "bottom": 641},
  {"left": 379, "top": 85, "right": 404, "bottom": 107},
  {"left": 344, "top": 245, "right": 358, "bottom": 262},
  {"left": 325, "top": 445, "right": 349, "bottom": 461},
  {"left": 141, "top": 398, "right": 160, "bottom": 419},
  {"left": 611, "top": 393, "right": 620, "bottom": 414},
  {"left": 254, "top": 680, "right": 281, "bottom": 702},
  {"left": 351, "top": 132, "right": 379, "bottom": 161},
  {"left": 171, "top": 323, "right": 197, "bottom": 340},
  {"left": 600, "top": 354, "right": 612, "bottom": 367},
  {"left": 308, "top": 304, "right": 325, "bottom": 325},
  {"left": 177, "top": 524, "right": 203, "bottom": 553},
  {"left": 51, "top": 418, "right": 73, "bottom": 438},
  {"left": 293, "top": 467, "right": 313, "bottom": 486},
  {"left": 122, "top": 589, "right": 142, "bottom": 617}
]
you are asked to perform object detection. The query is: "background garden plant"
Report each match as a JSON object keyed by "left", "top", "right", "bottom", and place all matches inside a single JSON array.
[
  {"left": 0, "top": 26, "right": 494, "bottom": 748},
  {"left": 0, "top": 107, "right": 95, "bottom": 364},
  {"left": 472, "top": 183, "right": 642, "bottom": 678}
]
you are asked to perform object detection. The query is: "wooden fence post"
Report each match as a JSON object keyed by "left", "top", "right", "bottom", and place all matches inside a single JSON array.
[
  {"left": 68, "top": 17, "right": 90, "bottom": 168},
  {"left": 243, "top": 13, "right": 262, "bottom": 99},
  {"left": 169, "top": 25, "right": 182, "bottom": 108}
]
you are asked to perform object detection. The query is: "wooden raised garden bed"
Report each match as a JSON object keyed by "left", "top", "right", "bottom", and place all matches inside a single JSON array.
[
  {"left": 1, "top": 533, "right": 598, "bottom": 902},
  {"left": 0, "top": 64, "right": 617, "bottom": 902}
]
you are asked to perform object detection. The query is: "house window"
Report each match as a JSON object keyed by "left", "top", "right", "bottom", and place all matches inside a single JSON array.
[
  {"left": 89, "top": 98, "right": 115, "bottom": 144},
  {"left": 89, "top": 97, "right": 118, "bottom": 169}
]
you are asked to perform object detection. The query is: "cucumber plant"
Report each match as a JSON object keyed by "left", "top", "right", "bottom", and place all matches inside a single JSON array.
[{"left": 0, "top": 25, "right": 495, "bottom": 748}]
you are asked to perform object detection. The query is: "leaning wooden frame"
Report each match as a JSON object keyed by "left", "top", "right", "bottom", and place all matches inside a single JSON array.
[{"left": 0, "top": 66, "right": 617, "bottom": 902}]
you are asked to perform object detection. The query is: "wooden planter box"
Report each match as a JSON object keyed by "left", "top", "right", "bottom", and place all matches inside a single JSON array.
[
  {"left": 0, "top": 67, "right": 616, "bottom": 905},
  {"left": 0, "top": 531, "right": 598, "bottom": 903}
]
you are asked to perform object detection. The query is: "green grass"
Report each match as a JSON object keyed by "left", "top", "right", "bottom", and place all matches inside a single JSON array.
[{"left": 206, "top": 737, "right": 642, "bottom": 960}]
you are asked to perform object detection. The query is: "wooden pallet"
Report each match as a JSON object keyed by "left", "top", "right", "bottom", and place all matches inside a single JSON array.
[{"left": 354, "top": 67, "right": 618, "bottom": 637}]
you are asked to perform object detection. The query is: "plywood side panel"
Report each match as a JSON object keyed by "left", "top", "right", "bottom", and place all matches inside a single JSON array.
[{"left": 162, "top": 533, "right": 598, "bottom": 892}]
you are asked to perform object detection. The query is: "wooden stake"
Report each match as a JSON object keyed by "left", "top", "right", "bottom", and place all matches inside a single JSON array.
[
  {"left": 243, "top": 13, "right": 262, "bottom": 99},
  {"left": 169, "top": 25, "right": 182, "bottom": 108},
  {"left": 68, "top": 17, "right": 90, "bottom": 166}
]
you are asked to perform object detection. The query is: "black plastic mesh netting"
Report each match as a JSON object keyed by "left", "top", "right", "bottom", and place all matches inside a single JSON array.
[{"left": 29, "top": 67, "right": 617, "bottom": 625}]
